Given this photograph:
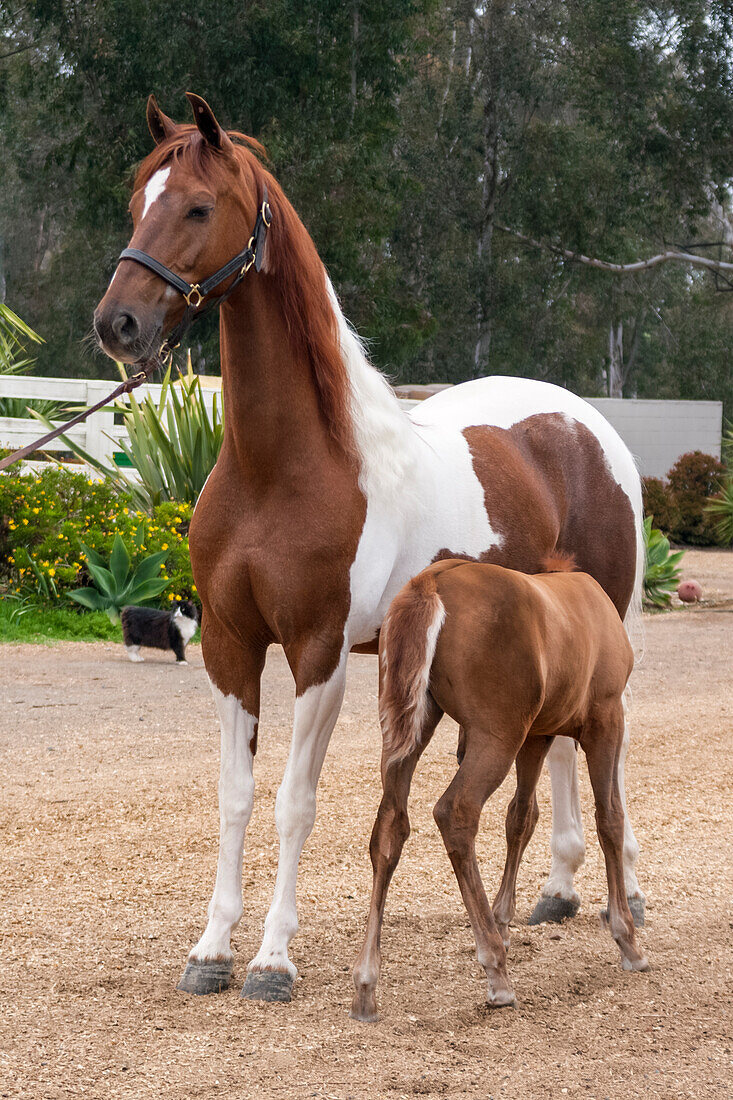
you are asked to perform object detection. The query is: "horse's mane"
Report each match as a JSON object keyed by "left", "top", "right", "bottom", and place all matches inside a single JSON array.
[{"left": 134, "top": 127, "right": 355, "bottom": 460}]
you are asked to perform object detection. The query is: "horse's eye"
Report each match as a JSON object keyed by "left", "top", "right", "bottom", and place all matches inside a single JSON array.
[{"left": 186, "top": 206, "right": 212, "bottom": 220}]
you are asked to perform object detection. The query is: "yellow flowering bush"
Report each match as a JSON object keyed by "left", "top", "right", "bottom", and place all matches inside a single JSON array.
[{"left": 0, "top": 467, "right": 196, "bottom": 605}]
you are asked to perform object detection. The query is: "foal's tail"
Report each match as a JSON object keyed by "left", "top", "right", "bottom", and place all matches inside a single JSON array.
[{"left": 380, "top": 572, "right": 446, "bottom": 766}]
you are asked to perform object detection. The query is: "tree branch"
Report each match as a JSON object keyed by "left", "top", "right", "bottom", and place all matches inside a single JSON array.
[{"left": 495, "top": 223, "right": 733, "bottom": 276}]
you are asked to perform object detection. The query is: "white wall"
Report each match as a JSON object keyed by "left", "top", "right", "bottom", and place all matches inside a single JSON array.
[{"left": 585, "top": 399, "right": 723, "bottom": 478}]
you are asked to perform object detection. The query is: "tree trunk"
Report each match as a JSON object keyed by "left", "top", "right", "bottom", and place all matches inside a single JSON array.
[{"left": 608, "top": 319, "right": 624, "bottom": 397}]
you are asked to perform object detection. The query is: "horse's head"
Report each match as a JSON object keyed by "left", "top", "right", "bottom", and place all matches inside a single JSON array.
[{"left": 94, "top": 94, "right": 266, "bottom": 363}]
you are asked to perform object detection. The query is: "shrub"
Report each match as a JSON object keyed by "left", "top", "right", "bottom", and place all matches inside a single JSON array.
[
  {"left": 666, "top": 451, "right": 727, "bottom": 545},
  {"left": 643, "top": 516, "right": 685, "bottom": 609},
  {"left": 0, "top": 466, "right": 196, "bottom": 605},
  {"left": 641, "top": 476, "right": 681, "bottom": 536}
]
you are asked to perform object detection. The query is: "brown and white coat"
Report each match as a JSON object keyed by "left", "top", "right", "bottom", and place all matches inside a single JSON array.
[{"left": 94, "top": 95, "right": 644, "bottom": 1000}]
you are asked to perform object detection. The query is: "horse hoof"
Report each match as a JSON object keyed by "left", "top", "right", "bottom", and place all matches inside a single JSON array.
[
  {"left": 240, "top": 969, "right": 294, "bottom": 1002},
  {"left": 487, "top": 988, "right": 516, "bottom": 1008},
  {"left": 176, "top": 959, "right": 233, "bottom": 995},
  {"left": 622, "top": 954, "right": 650, "bottom": 972},
  {"left": 528, "top": 896, "right": 579, "bottom": 925},
  {"left": 600, "top": 896, "right": 645, "bottom": 928},
  {"left": 349, "top": 1006, "right": 379, "bottom": 1024}
]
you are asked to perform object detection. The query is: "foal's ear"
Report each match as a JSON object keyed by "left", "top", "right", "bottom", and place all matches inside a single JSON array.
[
  {"left": 186, "top": 92, "right": 233, "bottom": 152},
  {"left": 146, "top": 95, "right": 177, "bottom": 145}
]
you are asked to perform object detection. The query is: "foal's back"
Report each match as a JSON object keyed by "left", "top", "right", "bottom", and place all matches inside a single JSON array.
[{"left": 417, "top": 559, "right": 633, "bottom": 738}]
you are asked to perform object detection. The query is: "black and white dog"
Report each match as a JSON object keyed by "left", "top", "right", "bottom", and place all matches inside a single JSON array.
[{"left": 120, "top": 601, "right": 200, "bottom": 664}]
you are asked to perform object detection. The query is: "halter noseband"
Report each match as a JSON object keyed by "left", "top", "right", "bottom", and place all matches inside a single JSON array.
[{"left": 117, "top": 184, "right": 272, "bottom": 363}]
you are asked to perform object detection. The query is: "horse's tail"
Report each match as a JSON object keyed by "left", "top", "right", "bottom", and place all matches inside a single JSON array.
[
  {"left": 380, "top": 572, "right": 446, "bottom": 767},
  {"left": 624, "top": 466, "right": 646, "bottom": 663}
]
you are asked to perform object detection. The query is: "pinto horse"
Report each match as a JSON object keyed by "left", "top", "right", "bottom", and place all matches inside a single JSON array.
[
  {"left": 351, "top": 558, "right": 649, "bottom": 1022},
  {"left": 93, "top": 94, "right": 645, "bottom": 1002}
]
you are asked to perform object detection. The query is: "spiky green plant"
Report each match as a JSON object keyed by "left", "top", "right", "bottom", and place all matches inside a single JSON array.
[
  {"left": 0, "top": 304, "right": 68, "bottom": 419},
  {"left": 33, "top": 357, "right": 223, "bottom": 512},
  {"left": 705, "top": 476, "right": 733, "bottom": 546},
  {"left": 643, "top": 516, "right": 685, "bottom": 608},
  {"left": 69, "top": 534, "right": 169, "bottom": 622}
]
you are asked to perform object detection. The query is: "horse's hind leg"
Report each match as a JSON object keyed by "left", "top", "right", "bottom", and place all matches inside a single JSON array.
[
  {"left": 493, "top": 736, "right": 554, "bottom": 947},
  {"left": 529, "top": 737, "right": 586, "bottom": 924},
  {"left": 351, "top": 698, "right": 443, "bottom": 1022},
  {"left": 433, "top": 732, "right": 518, "bottom": 1007},
  {"left": 582, "top": 704, "right": 649, "bottom": 972},
  {"left": 619, "top": 690, "right": 645, "bottom": 925}
]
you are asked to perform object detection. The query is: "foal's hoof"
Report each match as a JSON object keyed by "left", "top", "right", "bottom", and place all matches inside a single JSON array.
[
  {"left": 622, "top": 954, "right": 650, "bottom": 972},
  {"left": 528, "top": 895, "right": 579, "bottom": 925},
  {"left": 600, "top": 895, "right": 646, "bottom": 928},
  {"left": 176, "top": 959, "right": 233, "bottom": 995},
  {"left": 487, "top": 987, "right": 516, "bottom": 1009},
  {"left": 240, "top": 969, "right": 294, "bottom": 1002}
]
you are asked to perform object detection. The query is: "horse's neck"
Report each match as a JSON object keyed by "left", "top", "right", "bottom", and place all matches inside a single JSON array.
[
  {"left": 218, "top": 274, "right": 418, "bottom": 501},
  {"left": 217, "top": 279, "right": 337, "bottom": 480}
]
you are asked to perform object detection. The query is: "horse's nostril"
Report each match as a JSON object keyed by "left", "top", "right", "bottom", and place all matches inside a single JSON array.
[{"left": 111, "top": 310, "right": 140, "bottom": 346}]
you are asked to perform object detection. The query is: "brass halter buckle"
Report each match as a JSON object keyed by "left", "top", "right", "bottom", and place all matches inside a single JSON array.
[
  {"left": 240, "top": 236, "right": 257, "bottom": 276},
  {"left": 158, "top": 341, "right": 177, "bottom": 368},
  {"left": 184, "top": 284, "right": 204, "bottom": 308},
  {"left": 261, "top": 200, "right": 272, "bottom": 227}
]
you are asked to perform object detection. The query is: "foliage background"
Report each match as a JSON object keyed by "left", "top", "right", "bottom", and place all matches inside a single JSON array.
[{"left": 1, "top": 1, "right": 732, "bottom": 414}]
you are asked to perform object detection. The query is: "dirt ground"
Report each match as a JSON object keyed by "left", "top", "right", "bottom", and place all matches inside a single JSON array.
[{"left": 1, "top": 550, "right": 731, "bottom": 1100}]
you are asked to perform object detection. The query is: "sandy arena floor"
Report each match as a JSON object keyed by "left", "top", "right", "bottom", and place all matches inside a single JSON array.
[{"left": 0, "top": 551, "right": 731, "bottom": 1099}]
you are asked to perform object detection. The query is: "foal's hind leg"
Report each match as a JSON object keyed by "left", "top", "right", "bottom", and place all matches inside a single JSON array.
[
  {"left": 582, "top": 705, "right": 649, "bottom": 973},
  {"left": 493, "top": 736, "right": 554, "bottom": 948},
  {"left": 351, "top": 699, "right": 442, "bottom": 1022},
  {"left": 433, "top": 733, "right": 518, "bottom": 1007}
]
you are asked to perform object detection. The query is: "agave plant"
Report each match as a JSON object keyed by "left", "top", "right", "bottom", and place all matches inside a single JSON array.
[
  {"left": 706, "top": 475, "right": 733, "bottom": 546},
  {"left": 69, "top": 534, "right": 169, "bottom": 622},
  {"left": 643, "top": 516, "right": 685, "bottom": 608},
  {"left": 33, "top": 356, "right": 223, "bottom": 512}
]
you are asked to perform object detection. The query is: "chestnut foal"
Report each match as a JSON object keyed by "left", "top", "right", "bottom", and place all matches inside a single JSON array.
[{"left": 351, "top": 558, "right": 649, "bottom": 1021}]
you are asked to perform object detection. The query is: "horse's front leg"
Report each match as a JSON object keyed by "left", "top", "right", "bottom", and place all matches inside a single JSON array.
[
  {"left": 177, "top": 640, "right": 266, "bottom": 995},
  {"left": 241, "top": 643, "right": 348, "bottom": 1002}
]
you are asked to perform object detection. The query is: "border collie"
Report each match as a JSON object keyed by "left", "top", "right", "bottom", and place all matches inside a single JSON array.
[{"left": 121, "top": 601, "right": 200, "bottom": 664}]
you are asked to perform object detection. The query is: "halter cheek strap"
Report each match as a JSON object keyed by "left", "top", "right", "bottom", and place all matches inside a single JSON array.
[{"left": 118, "top": 183, "right": 272, "bottom": 354}]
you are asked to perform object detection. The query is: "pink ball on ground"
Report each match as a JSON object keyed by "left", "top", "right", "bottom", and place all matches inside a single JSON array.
[{"left": 677, "top": 580, "right": 702, "bottom": 603}]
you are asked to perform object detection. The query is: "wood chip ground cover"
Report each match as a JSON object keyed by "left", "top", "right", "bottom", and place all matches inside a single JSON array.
[{"left": 0, "top": 550, "right": 731, "bottom": 1098}]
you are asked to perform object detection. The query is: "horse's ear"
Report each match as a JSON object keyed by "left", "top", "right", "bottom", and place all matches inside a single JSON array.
[
  {"left": 186, "top": 92, "right": 233, "bottom": 152},
  {"left": 146, "top": 95, "right": 177, "bottom": 145}
]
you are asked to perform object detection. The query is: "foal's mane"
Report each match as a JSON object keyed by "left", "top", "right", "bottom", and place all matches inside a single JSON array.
[{"left": 135, "top": 127, "right": 355, "bottom": 460}]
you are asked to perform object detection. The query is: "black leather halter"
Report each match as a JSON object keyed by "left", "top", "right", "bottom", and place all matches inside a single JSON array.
[{"left": 118, "top": 184, "right": 272, "bottom": 361}]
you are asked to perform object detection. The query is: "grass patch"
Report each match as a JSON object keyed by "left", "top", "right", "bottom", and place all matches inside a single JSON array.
[{"left": 0, "top": 601, "right": 122, "bottom": 643}]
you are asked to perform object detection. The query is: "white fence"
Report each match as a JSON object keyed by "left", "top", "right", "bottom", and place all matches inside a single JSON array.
[
  {"left": 0, "top": 374, "right": 221, "bottom": 468},
  {"left": 0, "top": 375, "right": 724, "bottom": 480}
]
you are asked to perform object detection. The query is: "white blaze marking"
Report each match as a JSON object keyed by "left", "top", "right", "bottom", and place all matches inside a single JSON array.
[{"left": 142, "top": 167, "right": 170, "bottom": 219}]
